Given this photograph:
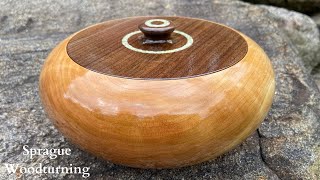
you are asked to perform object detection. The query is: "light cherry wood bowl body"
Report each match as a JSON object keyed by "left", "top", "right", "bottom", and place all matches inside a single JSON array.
[{"left": 39, "top": 23, "right": 275, "bottom": 168}]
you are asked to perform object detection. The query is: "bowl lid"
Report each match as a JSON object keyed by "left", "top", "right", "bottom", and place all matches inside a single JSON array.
[{"left": 67, "top": 16, "right": 248, "bottom": 79}]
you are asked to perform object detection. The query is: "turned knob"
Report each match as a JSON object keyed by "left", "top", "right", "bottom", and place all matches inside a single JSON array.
[{"left": 138, "top": 19, "right": 175, "bottom": 40}]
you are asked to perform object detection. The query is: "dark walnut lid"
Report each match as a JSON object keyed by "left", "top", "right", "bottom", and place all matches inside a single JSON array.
[{"left": 67, "top": 16, "right": 248, "bottom": 79}]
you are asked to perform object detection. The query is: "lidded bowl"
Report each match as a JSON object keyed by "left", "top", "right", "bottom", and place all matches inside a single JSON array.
[{"left": 39, "top": 16, "right": 275, "bottom": 168}]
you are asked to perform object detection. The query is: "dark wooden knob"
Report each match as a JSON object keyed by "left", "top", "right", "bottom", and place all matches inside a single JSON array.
[{"left": 138, "top": 19, "right": 175, "bottom": 40}]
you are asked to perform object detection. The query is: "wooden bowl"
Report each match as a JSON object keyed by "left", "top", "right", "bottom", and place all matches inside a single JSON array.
[{"left": 39, "top": 16, "right": 275, "bottom": 168}]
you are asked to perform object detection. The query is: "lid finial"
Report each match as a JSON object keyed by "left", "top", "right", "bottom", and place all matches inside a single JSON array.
[{"left": 138, "top": 19, "right": 175, "bottom": 41}]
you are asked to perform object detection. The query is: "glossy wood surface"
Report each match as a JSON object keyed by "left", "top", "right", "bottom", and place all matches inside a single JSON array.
[
  {"left": 66, "top": 17, "right": 248, "bottom": 79},
  {"left": 40, "top": 18, "right": 275, "bottom": 168}
]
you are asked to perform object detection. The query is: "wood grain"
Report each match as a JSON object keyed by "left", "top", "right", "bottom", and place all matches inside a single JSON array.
[
  {"left": 66, "top": 17, "right": 248, "bottom": 79},
  {"left": 39, "top": 17, "right": 275, "bottom": 168}
]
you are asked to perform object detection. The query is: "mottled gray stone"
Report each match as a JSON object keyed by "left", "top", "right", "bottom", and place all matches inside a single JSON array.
[
  {"left": 312, "top": 13, "right": 320, "bottom": 29},
  {"left": 312, "top": 65, "right": 320, "bottom": 90},
  {"left": 0, "top": 0, "right": 319, "bottom": 179},
  {"left": 257, "top": 6, "right": 320, "bottom": 73},
  {"left": 312, "top": 13, "right": 320, "bottom": 88},
  {"left": 242, "top": 0, "right": 320, "bottom": 14}
]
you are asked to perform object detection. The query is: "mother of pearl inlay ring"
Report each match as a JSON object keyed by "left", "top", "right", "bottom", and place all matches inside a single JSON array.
[{"left": 144, "top": 19, "right": 171, "bottom": 28}]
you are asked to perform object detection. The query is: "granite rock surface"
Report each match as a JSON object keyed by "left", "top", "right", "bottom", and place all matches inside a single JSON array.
[
  {"left": 242, "top": 0, "right": 320, "bottom": 14},
  {"left": 0, "top": 0, "right": 319, "bottom": 179},
  {"left": 257, "top": 6, "right": 320, "bottom": 73},
  {"left": 312, "top": 13, "right": 320, "bottom": 28}
]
